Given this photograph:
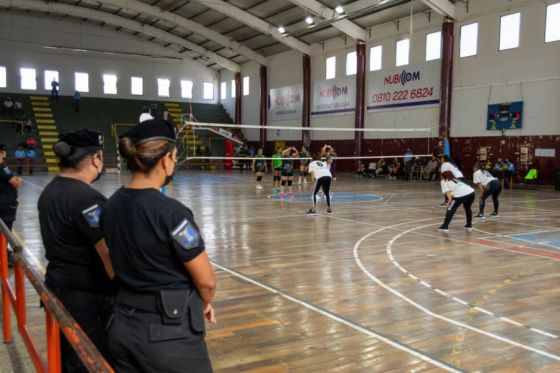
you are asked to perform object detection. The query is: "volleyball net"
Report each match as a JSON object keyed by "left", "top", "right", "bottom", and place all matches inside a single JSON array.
[{"left": 112, "top": 117, "right": 438, "bottom": 174}]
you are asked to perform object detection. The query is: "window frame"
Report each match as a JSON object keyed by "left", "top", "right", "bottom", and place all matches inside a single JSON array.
[
  {"left": 102, "top": 73, "right": 118, "bottom": 95},
  {"left": 460, "top": 22, "right": 479, "bottom": 58},
  {"left": 20, "top": 68, "right": 37, "bottom": 90},
  {"left": 326, "top": 56, "right": 336, "bottom": 80},
  {"left": 181, "top": 80, "right": 193, "bottom": 99},
  {"left": 75, "top": 72, "right": 89, "bottom": 93},
  {"left": 243, "top": 76, "right": 250, "bottom": 96},
  {"left": 395, "top": 39, "right": 410, "bottom": 67},
  {"left": 203, "top": 82, "right": 214, "bottom": 100},
  {"left": 499, "top": 12, "right": 521, "bottom": 51},
  {"left": 131, "top": 76, "right": 143, "bottom": 96},
  {"left": 425, "top": 31, "right": 442, "bottom": 61},
  {"left": 545, "top": 3, "right": 560, "bottom": 43},
  {"left": 157, "top": 78, "right": 170, "bottom": 97},
  {"left": 369, "top": 45, "right": 382, "bottom": 72},
  {"left": 44, "top": 70, "right": 59, "bottom": 91}
]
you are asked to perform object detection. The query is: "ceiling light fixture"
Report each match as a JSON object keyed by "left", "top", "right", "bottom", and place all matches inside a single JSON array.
[
  {"left": 335, "top": 5, "right": 344, "bottom": 15},
  {"left": 278, "top": 26, "right": 286, "bottom": 34},
  {"left": 305, "top": 16, "right": 314, "bottom": 25}
]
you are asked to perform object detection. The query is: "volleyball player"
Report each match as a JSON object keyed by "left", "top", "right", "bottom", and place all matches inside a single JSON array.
[
  {"left": 472, "top": 162, "right": 501, "bottom": 218},
  {"left": 271, "top": 147, "right": 282, "bottom": 192},
  {"left": 439, "top": 155, "right": 464, "bottom": 205},
  {"left": 298, "top": 145, "right": 311, "bottom": 185},
  {"left": 279, "top": 147, "right": 299, "bottom": 198},
  {"left": 307, "top": 146, "right": 333, "bottom": 215},
  {"left": 438, "top": 170, "right": 475, "bottom": 232},
  {"left": 252, "top": 148, "right": 267, "bottom": 190}
]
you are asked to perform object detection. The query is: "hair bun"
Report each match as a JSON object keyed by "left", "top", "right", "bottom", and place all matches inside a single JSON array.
[{"left": 53, "top": 141, "right": 72, "bottom": 158}]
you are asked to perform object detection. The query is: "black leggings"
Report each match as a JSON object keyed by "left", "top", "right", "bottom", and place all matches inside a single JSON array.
[
  {"left": 479, "top": 179, "right": 501, "bottom": 215},
  {"left": 312, "top": 176, "right": 332, "bottom": 208},
  {"left": 441, "top": 192, "right": 475, "bottom": 228}
]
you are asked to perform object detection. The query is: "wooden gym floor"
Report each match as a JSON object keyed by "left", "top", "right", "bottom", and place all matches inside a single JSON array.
[{"left": 3, "top": 170, "right": 560, "bottom": 372}]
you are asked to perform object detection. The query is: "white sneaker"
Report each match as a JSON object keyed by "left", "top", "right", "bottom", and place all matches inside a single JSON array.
[
  {"left": 303, "top": 179, "right": 307, "bottom": 184},
  {"left": 256, "top": 184, "right": 263, "bottom": 190},
  {"left": 298, "top": 180, "right": 302, "bottom": 185}
]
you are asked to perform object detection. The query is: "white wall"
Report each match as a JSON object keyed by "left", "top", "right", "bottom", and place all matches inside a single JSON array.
[
  {"left": 452, "top": 0, "right": 560, "bottom": 137},
  {"left": 0, "top": 12, "right": 219, "bottom": 103},
  {"left": 235, "top": 0, "right": 560, "bottom": 142}
]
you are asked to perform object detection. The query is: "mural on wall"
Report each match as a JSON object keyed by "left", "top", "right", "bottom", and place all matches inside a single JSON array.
[
  {"left": 268, "top": 84, "right": 303, "bottom": 121},
  {"left": 310, "top": 77, "right": 356, "bottom": 117},
  {"left": 367, "top": 61, "right": 441, "bottom": 111},
  {"left": 487, "top": 101, "right": 523, "bottom": 130}
]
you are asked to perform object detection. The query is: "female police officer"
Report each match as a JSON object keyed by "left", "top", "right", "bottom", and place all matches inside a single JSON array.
[
  {"left": 0, "top": 144, "right": 22, "bottom": 266},
  {"left": 37, "top": 130, "right": 114, "bottom": 372},
  {"left": 102, "top": 119, "right": 217, "bottom": 372}
]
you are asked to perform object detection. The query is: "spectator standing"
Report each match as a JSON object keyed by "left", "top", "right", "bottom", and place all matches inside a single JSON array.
[
  {"left": 51, "top": 79, "right": 60, "bottom": 100},
  {"left": 24, "top": 118, "right": 34, "bottom": 134},
  {"left": 503, "top": 158, "right": 515, "bottom": 189},
  {"left": 14, "top": 145, "right": 26, "bottom": 176},
  {"left": 73, "top": 91, "right": 81, "bottom": 112},
  {"left": 3, "top": 97, "right": 14, "bottom": 115},
  {"left": 404, "top": 148, "right": 414, "bottom": 180},
  {"left": 25, "top": 147, "right": 36, "bottom": 176},
  {"left": 14, "top": 100, "right": 23, "bottom": 115}
]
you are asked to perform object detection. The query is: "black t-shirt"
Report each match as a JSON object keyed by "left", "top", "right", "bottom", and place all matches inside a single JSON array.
[
  {"left": 0, "top": 165, "right": 17, "bottom": 198},
  {"left": 101, "top": 188, "right": 205, "bottom": 293},
  {"left": 38, "top": 176, "right": 112, "bottom": 293}
]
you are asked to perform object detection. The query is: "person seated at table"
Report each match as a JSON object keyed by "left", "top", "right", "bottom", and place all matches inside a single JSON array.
[
  {"left": 375, "top": 158, "right": 389, "bottom": 178},
  {"left": 388, "top": 158, "right": 401, "bottom": 179}
]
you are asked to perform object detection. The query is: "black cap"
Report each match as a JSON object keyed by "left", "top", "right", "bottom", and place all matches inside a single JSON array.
[
  {"left": 121, "top": 119, "right": 177, "bottom": 145},
  {"left": 0, "top": 144, "right": 6, "bottom": 151},
  {"left": 58, "top": 129, "right": 104, "bottom": 148}
]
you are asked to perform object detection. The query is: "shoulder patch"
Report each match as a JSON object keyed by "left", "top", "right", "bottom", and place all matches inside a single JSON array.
[
  {"left": 172, "top": 218, "right": 200, "bottom": 251},
  {"left": 81, "top": 204, "right": 102, "bottom": 228}
]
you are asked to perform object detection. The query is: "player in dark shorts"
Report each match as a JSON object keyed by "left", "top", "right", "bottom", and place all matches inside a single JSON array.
[
  {"left": 252, "top": 148, "right": 267, "bottom": 190},
  {"left": 298, "top": 145, "right": 311, "bottom": 185},
  {"left": 271, "top": 147, "right": 283, "bottom": 192},
  {"left": 280, "top": 147, "right": 299, "bottom": 198}
]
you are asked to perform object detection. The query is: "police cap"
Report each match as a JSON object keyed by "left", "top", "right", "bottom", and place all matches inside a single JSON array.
[
  {"left": 59, "top": 129, "right": 104, "bottom": 148},
  {"left": 121, "top": 119, "right": 177, "bottom": 145}
]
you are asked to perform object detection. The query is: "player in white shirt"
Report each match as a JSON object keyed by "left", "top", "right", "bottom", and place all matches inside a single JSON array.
[
  {"left": 139, "top": 106, "right": 154, "bottom": 123},
  {"left": 439, "top": 155, "right": 464, "bottom": 205},
  {"left": 307, "top": 146, "right": 333, "bottom": 215},
  {"left": 438, "top": 170, "right": 475, "bottom": 232},
  {"left": 472, "top": 163, "right": 501, "bottom": 218}
]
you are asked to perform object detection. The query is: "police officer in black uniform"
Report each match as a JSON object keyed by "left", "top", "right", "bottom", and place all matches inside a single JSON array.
[
  {"left": 0, "top": 144, "right": 22, "bottom": 266},
  {"left": 102, "top": 119, "right": 217, "bottom": 373},
  {"left": 37, "top": 130, "right": 114, "bottom": 372}
]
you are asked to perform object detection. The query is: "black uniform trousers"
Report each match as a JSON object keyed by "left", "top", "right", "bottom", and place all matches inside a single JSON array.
[
  {"left": 479, "top": 179, "right": 501, "bottom": 215},
  {"left": 108, "top": 304, "right": 212, "bottom": 373},
  {"left": 0, "top": 195, "right": 17, "bottom": 230},
  {"left": 312, "top": 176, "right": 332, "bottom": 208},
  {"left": 51, "top": 288, "right": 114, "bottom": 373},
  {"left": 442, "top": 192, "right": 475, "bottom": 229}
]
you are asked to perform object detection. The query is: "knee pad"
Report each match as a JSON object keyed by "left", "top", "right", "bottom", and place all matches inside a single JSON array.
[
  {"left": 288, "top": 180, "right": 293, "bottom": 186},
  {"left": 257, "top": 176, "right": 262, "bottom": 182},
  {"left": 281, "top": 180, "right": 286, "bottom": 186}
]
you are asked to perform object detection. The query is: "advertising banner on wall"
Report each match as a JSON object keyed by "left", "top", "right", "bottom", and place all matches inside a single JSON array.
[
  {"left": 269, "top": 84, "right": 303, "bottom": 121},
  {"left": 311, "top": 77, "right": 356, "bottom": 117},
  {"left": 367, "top": 61, "right": 441, "bottom": 111}
]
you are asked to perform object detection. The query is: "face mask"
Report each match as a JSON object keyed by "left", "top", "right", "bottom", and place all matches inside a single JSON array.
[
  {"left": 161, "top": 154, "right": 177, "bottom": 188},
  {"left": 92, "top": 166, "right": 104, "bottom": 183}
]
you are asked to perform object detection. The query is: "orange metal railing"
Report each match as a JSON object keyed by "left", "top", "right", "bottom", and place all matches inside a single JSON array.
[{"left": 0, "top": 219, "right": 113, "bottom": 373}]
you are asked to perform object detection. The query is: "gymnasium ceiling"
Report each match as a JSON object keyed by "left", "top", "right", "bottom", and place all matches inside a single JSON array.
[{"left": 0, "top": 0, "right": 459, "bottom": 71}]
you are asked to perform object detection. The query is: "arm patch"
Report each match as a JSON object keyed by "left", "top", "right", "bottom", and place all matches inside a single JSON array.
[
  {"left": 172, "top": 218, "right": 200, "bottom": 251},
  {"left": 82, "top": 204, "right": 101, "bottom": 228}
]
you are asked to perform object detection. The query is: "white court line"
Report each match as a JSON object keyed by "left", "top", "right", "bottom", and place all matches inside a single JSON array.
[
  {"left": 211, "top": 261, "right": 462, "bottom": 373},
  {"left": 385, "top": 223, "right": 560, "bottom": 340},
  {"left": 21, "top": 178, "right": 46, "bottom": 191},
  {"left": 353, "top": 225, "right": 560, "bottom": 362}
]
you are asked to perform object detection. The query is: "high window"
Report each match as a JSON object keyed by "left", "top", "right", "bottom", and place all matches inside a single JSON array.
[
  {"left": 20, "top": 68, "right": 37, "bottom": 90},
  {"left": 460, "top": 23, "right": 478, "bottom": 57},
  {"left": 326, "top": 56, "right": 336, "bottom": 79},
  {"left": 181, "top": 80, "right": 193, "bottom": 99},
  {"left": 44, "top": 70, "right": 59, "bottom": 90},
  {"left": 243, "top": 76, "right": 250, "bottom": 96},
  {"left": 220, "top": 81, "right": 226, "bottom": 99},
  {"left": 131, "top": 77, "right": 143, "bottom": 96},
  {"left": 203, "top": 82, "right": 214, "bottom": 100},
  {"left": 157, "top": 78, "right": 170, "bottom": 97},
  {"left": 545, "top": 3, "right": 560, "bottom": 43},
  {"left": 231, "top": 79, "right": 236, "bottom": 98},
  {"left": 426, "top": 31, "right": 442, "bottom": 61},
  {"left": 346, "top": 51, "right": 357, "bottom": 75},
  {"left": 75, "top": 72, "right": 89, "bottom": 92},
  {"left": 369, "top": 46, "right": 382, "bottom": 71},
  {"left": 0, "top": 67, "right": 6, "bottom": 88},
  {"left": 103, "top": 74, "right": 117, "bottom": 94},
  {"left": 499, "top": 13, "right": 521, "bottom": 50},
  {"left": 396, "top": 39, "right": 410, "bottom": 66}
]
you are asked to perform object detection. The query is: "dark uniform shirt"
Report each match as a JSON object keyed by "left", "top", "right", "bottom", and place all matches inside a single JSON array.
[
  {"left": 101, "top": 188, "right": 205, "bottom": 293},
  {"left": 38, "top": 176, "right": 112, "bottom": 293},
  {"left": 0, "top": 164, "right": 18, "bottom": 223}
]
